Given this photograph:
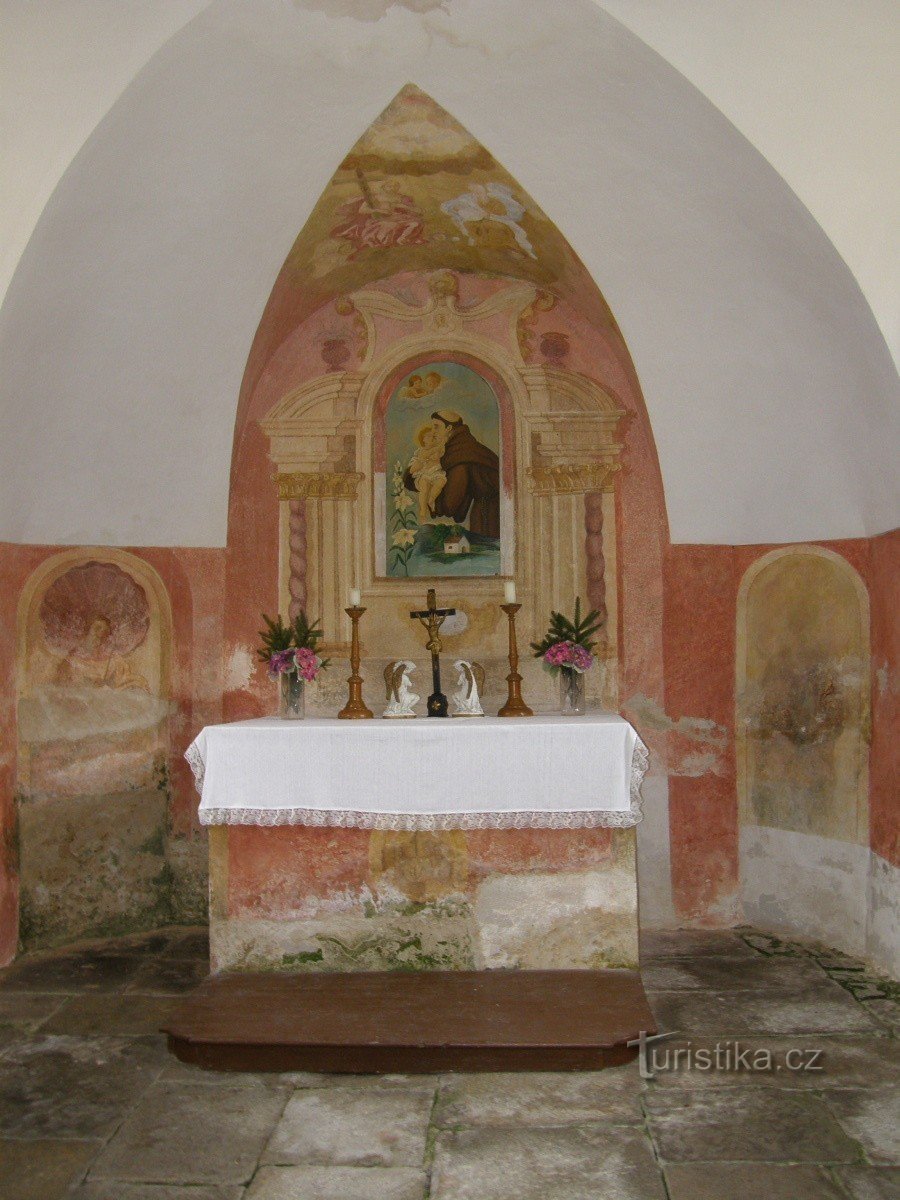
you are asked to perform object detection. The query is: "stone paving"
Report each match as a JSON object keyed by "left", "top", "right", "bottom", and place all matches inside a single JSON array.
[{"left": 0, "top": 926, "right": 897, "bottom": 1199}]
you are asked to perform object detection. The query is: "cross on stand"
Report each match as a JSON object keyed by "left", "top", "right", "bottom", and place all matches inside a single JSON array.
[{"left": 410, "top": 589, "right": 456, "bottom": 717}]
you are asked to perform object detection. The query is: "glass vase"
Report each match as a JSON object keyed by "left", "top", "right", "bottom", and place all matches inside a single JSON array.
[
  {"left": 559, "top": 667, "right": 586, "bottom": 716},
  {"left": 279, "top": 671, "right": 305, "bottom": 719}
]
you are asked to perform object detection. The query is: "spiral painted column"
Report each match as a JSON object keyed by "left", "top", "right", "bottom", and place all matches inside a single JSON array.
[
  {"left": 584, "top": 490, "right": 607, "bottom": 633},
  {"left": 287, "top": 498, "right": 307, "bottom": 622}
]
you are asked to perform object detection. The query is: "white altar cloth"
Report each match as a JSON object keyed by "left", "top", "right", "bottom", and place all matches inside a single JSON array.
[{"left": 186, "top": 714, "right": 648, "bottom": 831}]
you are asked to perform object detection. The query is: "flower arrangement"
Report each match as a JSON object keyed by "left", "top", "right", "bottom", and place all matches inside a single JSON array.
[
  {"left": 531, "top": 597, "right": 603, "bottom": 673},
  {"left": 532, "top": 598, "right": 603, "bottom": 715},
  {"left": 257, "top": 612, "right": 329, "bottom": 681}
]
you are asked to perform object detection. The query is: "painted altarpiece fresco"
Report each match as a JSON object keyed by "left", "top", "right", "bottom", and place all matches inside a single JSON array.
[
  {"left": 213, "top": 85, "right": 668, "bottom": 974},
  {"left": 261, "top": 270, "right": 624, "bottom": 714}
]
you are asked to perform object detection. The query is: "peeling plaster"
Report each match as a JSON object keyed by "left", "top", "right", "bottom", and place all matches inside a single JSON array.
[
  {"left": 625, "top": 693, "right": 726, "bottom": 742},
  {"left": 624, "top": 692, "right": 727, "bottom": 777},
  {"left": 875, "top": 660, "right": 899, "bottom": 697},
  {"left": 224, "top": 645, "right": 254, "bottom": 691}
]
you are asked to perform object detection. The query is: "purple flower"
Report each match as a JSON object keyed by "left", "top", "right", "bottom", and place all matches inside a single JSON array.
[{"left": 267, "top": 648, "right": 297, "bottom": 679}]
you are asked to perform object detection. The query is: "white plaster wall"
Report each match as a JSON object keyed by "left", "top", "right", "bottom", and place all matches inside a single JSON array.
[
  {"left": 0, "top": 0, "right": 211, "bottom": 314},
  {"left": 4, "top": 1, "right": 897, "bottom": 365},
  {"left": 868, "top": 853, "right": 900, "bottom": 981},
  {"left": 741, "top": 825, "right": 899, "bottom": 979},
  {"left": 0, "top": 0, "right": 897, "bottom": 548},
  {"left": 598, "top": 0, "right": 900, "bottom": 367},
  {"left": 635, "top": 773, "right": 675, "bottom": 929}
]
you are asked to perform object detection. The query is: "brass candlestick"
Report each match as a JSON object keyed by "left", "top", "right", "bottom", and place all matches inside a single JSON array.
[
  {"left": 498, "top": 603, "right": 534, "bottom": 717},
  {"left": 338, "top": 606, "right": 374, "bottom": 719}
]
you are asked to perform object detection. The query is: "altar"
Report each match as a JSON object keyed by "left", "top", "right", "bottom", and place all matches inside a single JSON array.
[
  {"left": 185, "top": 713, "right": 647, "bottom": 976},
  {"left": 168, "top": 712, "right": 655, "bottom": 1072}
]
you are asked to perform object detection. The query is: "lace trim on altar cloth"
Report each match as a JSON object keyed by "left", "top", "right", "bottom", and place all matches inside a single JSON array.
[
  {"left": 186, "top": 736, "right": 650, "bottom": 831},
  {"left": 184, "top": 740, "right": 206, "bottom": 792}
]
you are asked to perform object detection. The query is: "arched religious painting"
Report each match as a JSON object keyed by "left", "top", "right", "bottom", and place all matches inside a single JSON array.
[{"left": 378, "top": 359, "right": 510, "bottom": 578}]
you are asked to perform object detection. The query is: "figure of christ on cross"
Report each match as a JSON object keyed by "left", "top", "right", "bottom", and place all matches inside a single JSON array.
[{"left": 410, "top": 589, "right": 456, "bottom": 717}]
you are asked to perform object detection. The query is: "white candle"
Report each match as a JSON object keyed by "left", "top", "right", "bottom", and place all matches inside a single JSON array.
[
  {"left": 349, "top": 588, "right": 361, "bottom": 607},
  {"left": 504, "top": 581, "right": 517, "bottom": 604}
]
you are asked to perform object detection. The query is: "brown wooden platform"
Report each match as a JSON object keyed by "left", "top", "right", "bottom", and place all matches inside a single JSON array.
[{"left": 163, "top": 969, "right": 656, "bottom": 1073}]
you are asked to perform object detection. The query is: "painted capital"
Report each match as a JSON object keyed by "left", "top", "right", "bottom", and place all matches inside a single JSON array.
[
  {"left": 527, "top": 463, "right": 619, "bottom": 495},
  {"left": 276, "top": 471, "right": 364, "bottom": 501}
]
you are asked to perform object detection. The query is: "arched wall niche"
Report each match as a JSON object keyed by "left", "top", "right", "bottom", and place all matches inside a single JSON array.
[
  {"left": 15, "top": 547, "right": 174, "bottom": 948},
  {"left": 736, "top": 545, "right": 870, "bottom": 846}
]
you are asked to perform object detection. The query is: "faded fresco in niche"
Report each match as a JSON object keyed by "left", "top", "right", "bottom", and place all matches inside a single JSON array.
[
  {"left": 383, "top": 360, "right": 503, "bottom": 577},
  {"left": 18, "top": 558, "right": 169, "bottom": 797},
  {"left": 739, "top": 550, "right": 869, "bottom": 844}
]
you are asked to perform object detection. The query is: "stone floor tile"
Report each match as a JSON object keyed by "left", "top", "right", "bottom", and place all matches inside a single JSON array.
[
  {"left": 644, "top": 1088, "right": 861, "bottom": 1162},
  {"left": 288, "top": 1072, "right": 440, "bottom": 1090},
  {"left": 740, "top": 931, "right": 814, "bottom": 957},
  {"left": 437, "top": 1068, "right": 642, "bottom": 1126},
  {"left": 245, "top": 1165, "right": 427, "bottom": 1199},
  {"left": 640, "top": 930, "right": 756, "bottom": 960},
  {"left": 89, "top": 1079, "right": 289, "bottom": 1184},
  {"left": 430, "top": 1125, "right": 666, "bottom": 1200},
  {"left": 642, "top": 954, "right": 828, "bottom": 993},
  {"left": 865, "top": 998, "right": 900, "bottom": 1034},
  {"left": 125, "top": 957, "right": 210, "bottom": 994},
  {"left": 0, "top": 1137, "right": 99, "bottom": 1200},
  {"left": 664, "top": 1162, "right": 846, "bottom": 1199},
  {"left": 0, "top": 951, "right": 144, "bottom": 993},
  {"left": 641, "top": 1034, "right": 900, "bottom": 1090},
  {"left": 263, "top": 1085, "right": 435, "bottom": 1168},
  {"left": 0, "top": 989, "right": 68, "bottom": 1029},
  {"left": 833, "top": 1166, "right": 900, "bottom": 1199},
  {"left": 648, "top": 983, "right": 881, "bottom": 1035},
  {"left": 157, "top": 1054, "right": 307, "bottom": 1088},
  {"left": 42, "top": 992, "right": 177, "bottom": 1037},
  {"left": 0, "top": 1035, "right": 163, "bottom": 1138},
  {"left": 71, "top": 1185, "right": 245, "bottom": 1200},
  {"left": 823, "top": 1088, "right": 900, "bottom": 1164}
]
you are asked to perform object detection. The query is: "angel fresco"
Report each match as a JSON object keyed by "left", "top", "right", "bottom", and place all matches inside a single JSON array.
[
  {"left": 441, "top": 183, "right": 536, "bottom": 260},
  {"left": 330, "top": 169, "right": 427, "bottom": 260},
  {"left": 384, "top": 361, "right": 503, "bottom": 579},
  {"left": 19, "top": 559, "right": 168, "bottom": 796}
]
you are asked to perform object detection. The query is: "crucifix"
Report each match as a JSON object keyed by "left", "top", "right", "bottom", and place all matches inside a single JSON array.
[{"left": 410, "top": 588, "right": 456, "bottom": 717}]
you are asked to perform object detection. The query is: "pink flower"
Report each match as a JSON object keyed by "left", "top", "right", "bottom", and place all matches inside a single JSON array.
[
  {"left": 543, "top": 641, "right": 594, "bottom": 673},
  {"left": 294, "top": 647, "right": 321, "bottom": 682}
]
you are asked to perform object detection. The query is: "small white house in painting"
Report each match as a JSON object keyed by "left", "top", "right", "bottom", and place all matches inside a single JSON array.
[{"left": 444, "top": 533, "right": 470, "bottom": 555}]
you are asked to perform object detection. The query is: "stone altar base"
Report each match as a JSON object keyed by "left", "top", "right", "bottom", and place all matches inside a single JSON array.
[{"left": 208, "top": 825, "right": 639, "bottom": 974}]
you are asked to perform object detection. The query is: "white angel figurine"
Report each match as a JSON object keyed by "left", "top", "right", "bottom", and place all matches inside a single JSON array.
[
  {"left": 383, "top": 660, "right": 419, "bottom": 718},
  {"left": 451, "top": 660, "right": 486, "bottom": 717}
]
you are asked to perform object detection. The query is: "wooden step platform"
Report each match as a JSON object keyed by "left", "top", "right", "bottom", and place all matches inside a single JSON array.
[{"left": 163, "top": 969, "right": 657, "bottom": 1073}]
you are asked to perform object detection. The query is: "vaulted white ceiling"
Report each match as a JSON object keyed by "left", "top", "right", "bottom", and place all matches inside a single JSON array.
[{"left": 0, "top": 0, "right": 897, "bottom": 546}]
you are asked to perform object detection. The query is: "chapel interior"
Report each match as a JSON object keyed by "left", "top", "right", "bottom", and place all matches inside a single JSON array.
[{"left": 0, "top": 3, "right": 897, "bottom": 1199}]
